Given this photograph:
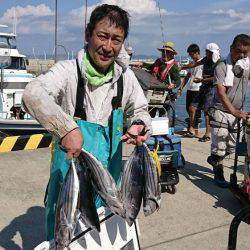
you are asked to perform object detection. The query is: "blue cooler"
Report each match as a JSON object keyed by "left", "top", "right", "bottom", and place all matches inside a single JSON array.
[{"left": 146, "top": 134, "right": 184, "bottom": 168}]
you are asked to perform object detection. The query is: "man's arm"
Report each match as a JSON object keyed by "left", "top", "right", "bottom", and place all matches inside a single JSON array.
[
  {"left": 177, "top": 72, "right": 191, "bottom": 95},
  {"left": 121, "top": 70, "right": 152, "bottom": 145},
  {"left": 217, "top": 84, "right": 248, "bottom": 119},
  {"left": 202, "top": 76, "right": 214, "bottom": 83},
  {"left": 22, "top": 60, "right": 83, "bottom": 159},
  {"left": 167, "top": 64, "right": 181, "bottom": 90},
  {"left": 214, "top": 62, "right": 248, "bottom": 120},
  {"left": 181, "top": 59, "right": 203, "bottom": 70}
]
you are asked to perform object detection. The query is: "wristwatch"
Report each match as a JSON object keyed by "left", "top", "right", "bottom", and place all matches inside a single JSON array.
[{"left": 131, "top": 119, "right": 146, "bottom": 126}]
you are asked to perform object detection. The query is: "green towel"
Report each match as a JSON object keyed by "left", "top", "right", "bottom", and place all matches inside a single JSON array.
[{"left": 83, "top": 52, "right": 114, "bottom": 86}]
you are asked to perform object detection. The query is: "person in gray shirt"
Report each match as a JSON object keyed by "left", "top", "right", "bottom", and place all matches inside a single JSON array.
[{"left": 207, "top": 34, "right": 250, "bottom": 188}]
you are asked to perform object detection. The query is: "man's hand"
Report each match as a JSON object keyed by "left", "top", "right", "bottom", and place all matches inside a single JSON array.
[
  {"left": 120, "top": 125, "right": 149, "bottom": 146},
  {"left": 166, "top": 83, "right": 175, "bottom": 90},
  {"left": 61, "top": 128, "right": 83, "bottom": 160},
  {"left": 193, "top": 77, "right": 203, "bottom": 83},
  {"left": 177, "top": 89, "right": 182, "bottom": 97},
  {"left": 232, "top": 110, "right": 248, "bottom": 120}
]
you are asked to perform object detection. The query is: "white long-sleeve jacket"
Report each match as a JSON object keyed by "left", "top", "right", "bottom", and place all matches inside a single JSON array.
[{"left": 22, "top": 49, "right": 151, "bottom": 139}]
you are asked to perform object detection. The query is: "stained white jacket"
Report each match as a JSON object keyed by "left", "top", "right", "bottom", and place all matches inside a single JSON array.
[{"left": 22, "top": 49, "right": 151, "bottom": 138}]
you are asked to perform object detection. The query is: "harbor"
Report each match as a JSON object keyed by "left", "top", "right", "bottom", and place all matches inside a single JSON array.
[{"left": 0, "top": 134, "right": 250, "bottom": 249}]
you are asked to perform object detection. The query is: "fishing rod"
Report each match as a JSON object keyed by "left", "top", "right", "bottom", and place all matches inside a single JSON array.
[{"left": 157, "top": 0, "right": 165, "bottom": 44}]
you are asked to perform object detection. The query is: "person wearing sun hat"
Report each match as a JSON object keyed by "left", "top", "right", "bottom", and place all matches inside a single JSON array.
[
  {"left": 146, "top": 41, "right": 181, "bottom": 123},
  {"left": 148, "top": 41, "right": 181, "bottom": 91}
]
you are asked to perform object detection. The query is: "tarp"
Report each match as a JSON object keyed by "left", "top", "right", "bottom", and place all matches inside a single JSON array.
[{"left": 132, "top": 68, "right": 166, "bottom": 91}]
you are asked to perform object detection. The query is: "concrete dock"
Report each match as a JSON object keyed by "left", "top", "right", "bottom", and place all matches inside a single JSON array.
[{"left": 0, "top": 135, "right": 250, "bottom": 249}]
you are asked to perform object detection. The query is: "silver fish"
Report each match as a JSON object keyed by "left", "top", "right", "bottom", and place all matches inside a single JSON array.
[
  {"left": 80, "top": 149, "right": 125, "bottom": 218},
  {"left": 76, "top": 157, "right": 100, "bottom": 232},
  {"left": 121, "top": 146, "right": 144, "bottom": 226},
  {"left": 54, "top": 159, "right": 80, "bottom": 250},
  {"left": 142, "top": 143, "right": 161, "bottom": 216}
]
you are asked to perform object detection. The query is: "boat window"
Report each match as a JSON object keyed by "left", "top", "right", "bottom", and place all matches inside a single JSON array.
[{"left": 5, "top": 57, "right": 26, "bottom": 70}]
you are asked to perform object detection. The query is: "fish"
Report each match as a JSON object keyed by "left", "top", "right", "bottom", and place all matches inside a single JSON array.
[
  {"left": 80, "top": 149, "right": 125, "bottom": 218},
  {"left": 54, "top": 159, "right": 80, "bottom": 250},
  {"left": 76, "top": 157, "right": 100, "bottom": 232},
  {"left": 142, "top": 143, "right": 161, "bottom": 216},
  {"left": 121, "top": 146, "right": 144, "bottom": 226}
]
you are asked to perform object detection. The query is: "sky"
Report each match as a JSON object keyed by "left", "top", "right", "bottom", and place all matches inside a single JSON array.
[{"left": 0, "top": 0, "right": 249, "bottom": 58}]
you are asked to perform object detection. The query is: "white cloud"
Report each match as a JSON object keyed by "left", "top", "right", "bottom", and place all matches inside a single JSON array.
[
  {"left": 0, "top": 4, "right": 54, "bottom": 34},
  {"left": 68, "top": 5, "right": 97, "bottom": 27},
  {"left": 102, "top": 0, "right": 166, "bottom": 16},
  {"left": 67, "top": 0, "right": 172, "bottom": 27},
  {"left": 0, "top": 4, "right": 54, "bottom": 24},
  {"left": 211, "top": 8, "right": 250, "bottom": 31},
  {"left": 212, "top": 9, "right": 225, "bottom": 15}
]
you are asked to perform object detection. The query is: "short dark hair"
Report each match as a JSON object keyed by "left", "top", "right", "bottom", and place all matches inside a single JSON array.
[
  {"left": 187, "top": 44, "right": 200, "bottom": 54},
  {"left": 87, "top": 4, "right": 129, "bottom": 39},
  {"left": 232, "top": 34, "right": 250, "bottom": 47}
]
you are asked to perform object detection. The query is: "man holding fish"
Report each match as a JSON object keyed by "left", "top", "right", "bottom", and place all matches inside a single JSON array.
[{"left": 22, "top": 4, "right": 151, "bottom": 240}]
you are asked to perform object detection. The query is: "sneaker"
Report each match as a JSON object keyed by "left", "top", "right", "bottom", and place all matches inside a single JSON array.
[{"left": 213, "top": 166, "right": 229, "bottom": 188}]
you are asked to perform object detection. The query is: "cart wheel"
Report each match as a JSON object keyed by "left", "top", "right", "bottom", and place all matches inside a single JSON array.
[
  {"left": 165, "top": 185, "right": 176, "bottom": 194},
  {"left": 170, "top": 185, "right": 176, "bottom": 194},
  {"left": 230, "top": 173, "right": 237, "bottom": 187},
  {"left": 161, "top": 184, "right": 167, "bottom": 193}
]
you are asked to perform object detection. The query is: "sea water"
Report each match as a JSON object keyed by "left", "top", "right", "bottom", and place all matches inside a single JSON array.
[{"left": 175, "top": 86, "right": 250, "bottom": 130}]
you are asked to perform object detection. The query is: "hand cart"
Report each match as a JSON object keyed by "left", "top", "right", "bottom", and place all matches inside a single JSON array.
[{"left": 228, "top": 119, "right": 250, "bottom": 250}]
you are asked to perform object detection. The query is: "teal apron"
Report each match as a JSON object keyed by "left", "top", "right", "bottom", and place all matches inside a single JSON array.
[{"left": 45, "top": 60, "right": 124, "bottom": 240}]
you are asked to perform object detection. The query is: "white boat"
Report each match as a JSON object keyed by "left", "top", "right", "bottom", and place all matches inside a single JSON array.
[{"left": 0, "top": 27, "right": 44, "bottom": 135}]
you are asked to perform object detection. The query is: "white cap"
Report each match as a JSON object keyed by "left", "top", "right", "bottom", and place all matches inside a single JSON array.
[
  {"left": 206, "top": 43, "right": 220, "bottom": 63},
  {"left": 125, "top": 46, "right": 133, "bottom": 55},
  {"left": 206, "top": 43, "right": 219, "bottom": 53}
]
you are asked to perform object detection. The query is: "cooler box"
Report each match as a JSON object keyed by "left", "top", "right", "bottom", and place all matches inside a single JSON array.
[{"left": 146, "top": 134, "right": 183, "bottom": 168}]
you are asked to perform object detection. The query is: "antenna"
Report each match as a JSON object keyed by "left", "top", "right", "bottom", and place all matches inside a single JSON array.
[
  {"left": 13, "top": 7, "right": 17, "bottom": 35},
  {"left": 157, "top": 1, "right": 165, "bottom": 44},
  {"left": 43, "top": 50, "right": 47, "bottom": 60}
]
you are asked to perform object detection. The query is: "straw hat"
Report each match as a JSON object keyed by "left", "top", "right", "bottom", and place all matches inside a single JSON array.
[{"left": 157, "top": 41, "right": 177, "bottom": 55}]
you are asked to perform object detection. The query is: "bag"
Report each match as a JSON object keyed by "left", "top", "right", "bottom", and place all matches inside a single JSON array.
[{"left": 146, "top": 135, "right": 184, "bottom": 168}]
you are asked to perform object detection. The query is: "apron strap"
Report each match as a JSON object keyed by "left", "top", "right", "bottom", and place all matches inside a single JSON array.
[
  {"left": 112, "top": 75, "right": 123, "bottom": 109},
  {"left": 74, "top": 59, "right": 123, "bottom": 119},
  {"left": 74, "top": 59, "right": 87, "bottom": 120}
]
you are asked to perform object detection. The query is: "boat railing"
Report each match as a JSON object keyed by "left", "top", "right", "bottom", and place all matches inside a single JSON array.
[{"left": 0, "top": 111, "right": 33, "bottom": 120}]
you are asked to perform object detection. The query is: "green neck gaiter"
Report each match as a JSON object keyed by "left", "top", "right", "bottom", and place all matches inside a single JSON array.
[{"left": 83, "top": 52, "right": 114, "bottom": 86}]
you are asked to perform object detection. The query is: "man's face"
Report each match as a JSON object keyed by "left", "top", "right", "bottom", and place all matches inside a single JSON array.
[
  {"left": 205, "top": 50, "right": 213, "bottom": 61},
  {"left": 231, "top": 43, "right": 250, "bottom": 64},
  {"left": 161, "top": 50, "right": 173, "bottom": 62},
  {"left": 188, "top": 51, "right": 200, "bottom": 61},
  {"left": 86, "top": 17, "right": 125, "bottom": 73}
]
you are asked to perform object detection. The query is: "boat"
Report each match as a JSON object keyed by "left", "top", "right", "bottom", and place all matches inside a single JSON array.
[
  {"left": 178, "top": 58, "right": 190, "bottom": 77},
  {"left": 0, "top": 26, "right": 45, "bottom": 136}
]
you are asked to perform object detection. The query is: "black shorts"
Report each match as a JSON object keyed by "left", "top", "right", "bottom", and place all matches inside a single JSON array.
[
  {"left": 191, "top": 85, "right": 215, "bottom": 114},
  {"left": 186, "top": 90, "right": 201, "bottom": 118}
]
